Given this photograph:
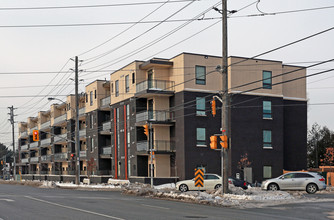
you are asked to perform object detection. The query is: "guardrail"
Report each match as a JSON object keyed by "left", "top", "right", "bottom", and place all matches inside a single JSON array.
[
  {"left": 54, "top": 152, "right": 68, "bottom": 160},
  {"left": 22, "top": 158, "right": 29, "bottom": 163},
  {"left": 54, "top": 114, "right": 67, "bottom": 124},
  {"left": 41, "top": 121, "right": 51, "bottom": 130},
  {"left": 30, "top": 157, "right": 39, "bottom": 162},
  {"left": 136, "top": 80, "right": 175, "bottom": 93},
  {"left": 41, "top": 155, "right": 52, "bottom": 162},
  {"left": 100, "top": 96, "right": 111, "bottom": 107},
  {"left": 30, "top": 141, "right": 39, "bottom": 148},
  {"left": 136, "top": 110, "right": 174, "bottom": 123},
  {"left": 40, "top": 138, "right": 51, "bottom": 146},
  {"left": 136, "top": 140, "right": 175, "bottom": 152},
  {"left": 21, "top": 145, "right": 28, "bottom": 150},
  {"left": 79, "top": 107, "right": 85, "bottom": 116},
  {"left": 102, "top": 121, "right": 111, "bottom": 131},
  {"left": 80, "top": 151, "right": 87, "bottom": 158},
  {"left": 79, "top": 129, "right": 86, "bottom": 137},
  {"left": 102, "top": 146, "right": 112, "bottom": 155},
  {"left": 54, "top": 133, "right": 67, "bottom": 143}
]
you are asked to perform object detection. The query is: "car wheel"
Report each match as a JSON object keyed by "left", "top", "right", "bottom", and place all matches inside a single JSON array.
[
  {"left": 306, "top": 183, "right": 318, "bottom": 194},
  {"left": 179, "top": 184, "right": 188, "bottom": 192},
  {"left": 214, "top": 184, "right": 222, "bottom": 189},
  {"left": 268, "top": 183, "right": 279, "bottom": 191}
]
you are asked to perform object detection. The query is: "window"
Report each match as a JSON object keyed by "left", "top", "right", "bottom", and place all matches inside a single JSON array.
[
  {"left": 195, "top": 66, "right": 206, "bottom": 85},
  {"left": 90, "top": 91, "right": 93, "bottom": 106},
  {"left": 263, "top": 130, "right": 272, "bottom": 148},
  {"left": 205, "top": 174, "right": 219, "bottom": 180},
  {"left": 132, "top": 72, "right": 135, "bottom": 84},
  {"left": 85, "top": 93, "right": 88, "bottom": 103},
  {"left": 295, "top": 173, "right": 314, "bottom": 178},
  {"left": 196, "top": 128, "right": 206, "bottom": 146},
  {"left": 263, "top": 71, "right": 272, "bottom": 89},
  {"left": 90, "top": 114, "right": 94, "bottom": 128},
  {"left": 111, "top": 83, "right": 114, "bottom": 93},
  {"left": 91, "top": 138, "right": 94, "bottom": 152},
  {"left": 94, "top": 90, "right": 97, "bottom": 99},
  {"left": 263, "top": 166, "right": 272, "bottom": 178},
  {"left": 125, "top": 75, "right": 129, "bottom": 93},
  {"left": 196, "top": 97, "right": 206, "bottom": 116},
  {"left": 115, "top": 80, "right": 119, "bottom": 97},
  {"left": 263, "top": 101, "right": 272, "bottom": 119}
]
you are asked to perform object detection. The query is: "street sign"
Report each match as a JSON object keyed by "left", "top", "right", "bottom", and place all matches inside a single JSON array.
[{"left": 194, "top": 168, "right": 204, "bottom": 187}]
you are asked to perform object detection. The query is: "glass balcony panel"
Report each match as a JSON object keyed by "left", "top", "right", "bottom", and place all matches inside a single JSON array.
[
  {"left": 102, "top": 147, "right": 111, "bottom": 155},
  {"left": 102, "top": 121, "right": 111, "bottom": 131},
  {"left": 54, "top": 114, "right": 67, "bottom": 124},
  {"left": 100, "top": 96, "right": 111, "bottom": 107},
  {"left": 41, "top": 121, "right": 51, "bottom": 130},
  {"left": 136, "top": 80, "right": 174, "bottom": 93}
]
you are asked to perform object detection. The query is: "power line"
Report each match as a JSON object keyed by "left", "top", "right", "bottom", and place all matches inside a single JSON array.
[{"left": 0, "top": 0, "right": 198, "bottom": 10}]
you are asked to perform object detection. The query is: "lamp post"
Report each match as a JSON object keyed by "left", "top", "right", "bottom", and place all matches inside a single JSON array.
[{"left": 48, "top": 97, "right": 80, "bottom": 185}]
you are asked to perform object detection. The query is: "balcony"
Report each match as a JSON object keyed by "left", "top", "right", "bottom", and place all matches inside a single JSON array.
[
  {"left": 30, "top": 157, "right": 39, "bottom": 163},
  {"left": 136, "top": 80, "right": 174, "bottom": 96},
  {"left": 30, "top": 126, "right": 38, "bottom": 134},
  {"left": 100, "top": 96, "right": 111, "bottom": 107},
  {"left": 20, "top": 131, "right": 28, "bottom": 138},
  {"left": 29, "top": 141, "right": 39, "bottom": 149},
  {"left": 54, "top": 133, "right": 67, "bottom": 143},
  {"left": 80, "top": 150, "right": 87, "bottom": 158},
  {"left": 79, "top": 107, "right": 85, "bottom": 116},
  {"left": 54, "top": 114, "right": 67, "bottom": 125},
  {"left": 40, "top": 138, "right": 51, "bottom": 147},
  {"left": 79, "top": 129, "right": 86, "bottom": 138},
  {"left": 22, "top": 158, "right": 29, "bottom": 163},
  {"left": 136, "top": 110, "right": 174, "bottom": 124},
  {"left": 21, "top": 144, "right": 29, "bottom": 151},
  {"left": 102, "top": 146, "right": 112, "bottom": 155},
  {"left": 136, "top": 140, "right": 175, "bottom": 153},
  {"left": 54, "top": 152, "right": 68, "bottom": 160},
  {"left": 41, "top": 155, "right": 52, "bottom": 162},
  {"left": 40, "top": 121, "right": 51, "bottom": 130}
]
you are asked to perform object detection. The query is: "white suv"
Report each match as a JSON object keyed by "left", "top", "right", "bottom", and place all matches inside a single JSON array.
[{"left": 262, "top": 172, "right": 326, "bottom": 194}]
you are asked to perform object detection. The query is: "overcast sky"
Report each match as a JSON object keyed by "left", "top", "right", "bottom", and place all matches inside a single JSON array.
[{"left": 1, "top": 0, "right": 333, "bottom": 149}]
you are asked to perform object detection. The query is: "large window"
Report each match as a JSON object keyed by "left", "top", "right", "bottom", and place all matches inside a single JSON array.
[
  {"left": 125, "top": 75, "right": 129, "bottom": 93},
  {"left": 196, "top": 97, "right": 206, "bottom": 116},
  {"left": 195, "top": 66, "right": 206, "bottom": 85},
  {"left": 263, "top": 70, "right": 272, "bottom": 89},
  {"left": 196, "top": 128, "right": 206, "bottom": 146},
  {"left": 90, "top": 91, "right": 93, "bottom": 106},
  {"left": 263, "top": 101, "right": 272, "bottom": 119},
  {"left": 115, "top": 80, "right": 119, "bottom": 97},
  {"left": 263, "top": 166, "right": 272, "bottom": 178},
  {"left": 263, "top": 130, "right": 272, "bottom": 148},
  {"left": 132, "top": 72, "right": 135, "bottom": 84}
]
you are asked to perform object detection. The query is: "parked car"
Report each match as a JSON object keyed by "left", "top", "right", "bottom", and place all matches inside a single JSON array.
[
  {"left": 176, "top": 174, "right": 222, "bottom": 192},
  {"left": 228, "top": 177, "right": 249, "bottom": 190},
  {"left": 261, "top": 172, "right": 326, "bottom": 194}
]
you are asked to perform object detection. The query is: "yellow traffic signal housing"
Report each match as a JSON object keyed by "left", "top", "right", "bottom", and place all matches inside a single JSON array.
[
  {"left": 143, "top": 124, "right": 149, "bottom": 137},
  {"left": 32, "top": 130, "right": 39, "bottom": 141},
  {"left": 1, "top": 160, "right": 3, "bottom": 165},
  {"left": 220, "top": 135, "right": 228, "bottom": 149},
  {"left": 210, "top": 136, "right": 217, "bottom": 149},
  {"left": 211, "top": 99, "right": 216, "bottom": 117}
]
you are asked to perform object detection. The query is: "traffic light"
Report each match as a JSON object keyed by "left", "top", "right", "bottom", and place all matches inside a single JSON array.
[
  {"left": 211, "top": 99, "right": 216, "bottom": 117},
  {"left": 210, "top": 136, "right": 217, "bottom": 149},
  {"left": 70, "top": 153, "right": 75, "bottom": 160},
  {"left": 1, "top": 160, "right": 3, "bottom": 165},
  {"left": 32, "top": 130, "right": 39, "bottom": 141},
  {"left": 143, "top": 124, "right": 149, "bottom": 137},
  {"left": 220, "top": 135, "right": 228, "bottom": 149}
]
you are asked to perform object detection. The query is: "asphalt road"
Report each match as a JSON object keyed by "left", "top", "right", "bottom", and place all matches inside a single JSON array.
[{"left": 0, "top": 184, "right": 333, "bottom": 220}]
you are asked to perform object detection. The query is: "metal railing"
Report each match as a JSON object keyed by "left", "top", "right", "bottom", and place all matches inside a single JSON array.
[
  {"left": 54, "top": 152, "right": 68, "bottom": 160},
  {"left": 22, "top": 158, "right": 29, "bottom": 163},
  {"left": 79, "top": 107, "right": 85, "bottom": 116},
  {"left": 100, "top": 96, "right": 111, "bottom": 107},
  {"left": 136, "top": 80, "right": 175, "bottom": 93},
  {"left": 102, "top": 121, "right": 111, "bottom": 131},
  {"left": 20, "top": 131, "right": 28, "bottom": 137},
  {"left": 41, "top": 121, "right": 51, "bottom": 130},
  {"left": 136, "top": 141, "right": 148, "bottom": 152},
  {"left": 41, "top": 155, "right": 52, "bottom": 162},
  {"left": 102, "top": 146, "right": 112, "bottom": 155},
  {"left": 136, "top": 140, "right": 175, "bottom": 152},
  {"left": 79, "top": 129, "right": 86, "bottom": 137},
  {"left": 30, "top": 157, "right": 39, "bottom": 162},
  {"left": 80, "top": 151, "right": 87, "bottom": 158},
  {"left": 136, "top": 110, "right": 174, "bottom": 123},
  {"left": 21, "top": 144, "right": 28, "bottom": 150},
  {"left": 54, "top": 133, "right": 67, "bottom": 143},
  {"left": 40, "top": 138, "right": 51, "bottom": 147},
  {"left": 30, "top": 141, "right": 39, "bottom": 148},
  {"left": 54, "top": 114, "right": 67, "bottom": 124}
]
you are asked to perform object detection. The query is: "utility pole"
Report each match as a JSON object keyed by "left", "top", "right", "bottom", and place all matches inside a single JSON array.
[
  {"left": 75, "top": 56, "right": 80, "bottom": 185},
  {"left": 8, "top": 106, "right": 17, "bottom": 180},
  {"left": 221, "top": 0, "right": 229, "bottom": 194},
  {"left": 149, "top": 122, "right": 154, "bottom": 187}
]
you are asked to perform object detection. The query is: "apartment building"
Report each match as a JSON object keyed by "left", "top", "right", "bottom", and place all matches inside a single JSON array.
[{"left": 17, "top": 52, "right": 307, "bottom": 183}]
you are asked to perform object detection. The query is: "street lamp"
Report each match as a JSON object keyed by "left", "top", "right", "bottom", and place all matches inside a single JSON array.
[{"left": 48, "top": 97, "right": 80, "bottom": 185}]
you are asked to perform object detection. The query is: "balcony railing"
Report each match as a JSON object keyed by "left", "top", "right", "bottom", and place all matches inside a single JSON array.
[
  {"left": 136, "top": 140, "right": 175, "bottom": 152},
  {"left": 41, "top": 121, "right": 51, "bottom": 130},
  {"left": 30, "top": 141, "right": 39, "bottom": 148},
  {"left": 30, "top": 126, "right": 38, "bottom": 134},
  {"left": 40, "top": 138, "right": 51, "bottom": 147},
  {"left": 102, "top": 121, "right": 111, "bottom": 131},
  {"left": 22, "top": 158, "right": 29, "bottom": 163},
  {"left": 136, "top": 110, "right": 174, "bottom": 123},
  {"left": 30, "top": 157, "right": 39, "bottom": 162},
  {"left": 100, "top": 96, "right": 111, "bottom": 107},
  {"left": 54, "top": 114, "right": 67, "bottom": 124},
  {"left": 80, "top": 150, "right": 87, "bottom": 158},
  {"left": 54, "top": 152, "right": 68, "bottom": 160},
  {"left": 54, "top": 133, "right": 67, "bottom": 143},
  {"left": 79, "top": 107, "right": 85, "bottom": 116},
  {"left": 79, "top": 129, "right": 86, "bottom": 137},
  {"left": 20, "top": 131, "right": 28, "bottom": 137},
  {"left": 102, "top": 146, "right": 112, "bottom": 155},
  {"left": 136, "top": 80, "right": 175, "bottom": 93},
  {"left": 21, "top": 144, "right": 28, "bottom": 151},
  {"left": 41, "top": 155, "right": 52, "bottom": 162}
]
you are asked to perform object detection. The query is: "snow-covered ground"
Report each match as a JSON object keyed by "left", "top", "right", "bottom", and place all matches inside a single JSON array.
[{"left": 2, "top": 179, "right": 334, "bottom": 209}]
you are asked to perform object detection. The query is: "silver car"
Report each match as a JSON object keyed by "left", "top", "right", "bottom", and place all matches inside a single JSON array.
[
  {"left": 262, "top": 172, "right": 326, "bottom": 194},
  {"left": 176, "top": 174, "right": 222, "bottom": 192}
]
